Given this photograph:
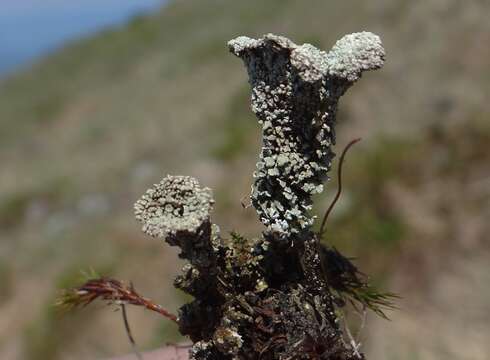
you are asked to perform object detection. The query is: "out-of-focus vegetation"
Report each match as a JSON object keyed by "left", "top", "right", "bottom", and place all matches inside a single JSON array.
[{"left": 0, "top": 0, "right": 489, "bottom": 359}]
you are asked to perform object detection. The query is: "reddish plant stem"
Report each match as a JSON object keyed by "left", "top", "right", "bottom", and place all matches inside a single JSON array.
[
  {"left": 318, "top": 138, "right": 361, "bottom": 237},
  {"left": 63, "top": 277, "right": 179, "bottom": 323}
]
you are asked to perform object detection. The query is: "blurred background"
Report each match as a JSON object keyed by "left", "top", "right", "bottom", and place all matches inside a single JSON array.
[{"left": 0, "top": 0, "right": 489, "bottom": 359}]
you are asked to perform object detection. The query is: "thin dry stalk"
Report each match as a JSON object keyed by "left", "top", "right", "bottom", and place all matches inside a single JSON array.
[
  {"left": 56, "top": 277, "right": 178, "bottom": 323},
  {"left": 319, "top": 138, "right": 362, "bottom": 237}
]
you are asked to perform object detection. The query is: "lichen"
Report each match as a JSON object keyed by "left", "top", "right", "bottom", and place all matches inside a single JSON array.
[
  {"left": 134, "top": 175, "right": 214, "bottom": 240},
  {"left": 325, "top": 32, "right": 385, "bottom": 82},
  {"left": 228, "top": 32, "right": 385, "bottom": 238},
  {"left": 132, "top": 32, "right": 387, "bottom": 360}
]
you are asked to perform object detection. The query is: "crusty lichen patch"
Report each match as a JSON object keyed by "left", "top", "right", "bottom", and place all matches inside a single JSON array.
[
  {"left": 325, "top": 32, "right": 385, "bottom": 82},
  {"left": 134, "top": 175, "right": 214, "bottom": 240}
]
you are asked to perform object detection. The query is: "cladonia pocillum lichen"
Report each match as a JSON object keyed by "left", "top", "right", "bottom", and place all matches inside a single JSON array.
[{"left": 131, "top": 32, "right": 387, "bottom": 360}]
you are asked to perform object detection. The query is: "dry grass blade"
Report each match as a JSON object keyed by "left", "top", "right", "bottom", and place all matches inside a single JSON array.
[{"left": 56, "top": 276, "right": 178, "bottom": 323}]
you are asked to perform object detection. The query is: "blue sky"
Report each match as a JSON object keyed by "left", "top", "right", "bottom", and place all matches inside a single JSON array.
[{"left": 0, "top": 0, "right": 167, "bottom": 76}]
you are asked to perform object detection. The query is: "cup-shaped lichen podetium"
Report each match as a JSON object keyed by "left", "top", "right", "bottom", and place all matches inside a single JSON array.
[
  {"left": 228, "top": 32, "right": 385, "bottom": 238},
  {"left": 134, "top": 175, "right": 215, "bottom": 268}
]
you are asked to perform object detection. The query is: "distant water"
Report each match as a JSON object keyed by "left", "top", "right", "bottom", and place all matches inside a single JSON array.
[{"left": 0, "top": 0, "right": 167, "bottom": 77}]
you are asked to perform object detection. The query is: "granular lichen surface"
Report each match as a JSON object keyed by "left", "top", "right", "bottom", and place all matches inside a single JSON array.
[
  {"left": 134, "top": 175, "right": 214, "bottom": 239},
  {"left": 131, "top": 32, "right": 387, "bottom": 360},
  {"left": 228, "top": 32, "right": 384, "bottom": 237}
]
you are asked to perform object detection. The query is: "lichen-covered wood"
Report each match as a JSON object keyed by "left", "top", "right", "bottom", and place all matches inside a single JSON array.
[{"left": 134, "top": 32, "right": 386, "bottom": 359}]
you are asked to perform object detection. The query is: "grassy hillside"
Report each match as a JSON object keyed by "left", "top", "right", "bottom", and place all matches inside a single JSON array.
[{"left": 0, "top": 0, "right": 489, "bottom": 359}]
